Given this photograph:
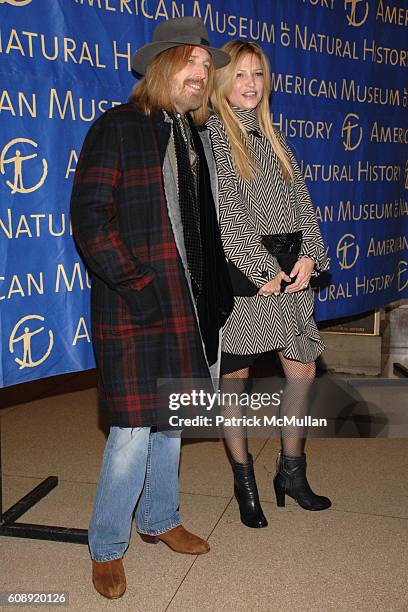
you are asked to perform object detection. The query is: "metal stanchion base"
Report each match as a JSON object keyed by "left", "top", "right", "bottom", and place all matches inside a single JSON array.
[
  {"left": 0, "top": 476, "right": 88, "bottom": 544},
  {"left": 393, "top": 362, "right": 408, "bottom": 377}
]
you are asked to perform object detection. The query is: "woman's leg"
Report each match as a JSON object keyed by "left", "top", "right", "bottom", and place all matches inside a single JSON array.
[
  {"left": 221, "top": 367, "right": 267, "bottom": 528},
  {"left": 221, "top": 367, "right": 250, "bottom": 463},
  {"left": 274, "top": 354, "right": 331, "bottom": 511},
  {"left": 277, "top": 354, "right": 315, "bottom": 457}
]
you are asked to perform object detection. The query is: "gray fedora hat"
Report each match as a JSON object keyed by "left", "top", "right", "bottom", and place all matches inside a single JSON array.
[{"left": 132, "top": 16, "right": 230, "bottom": 76}]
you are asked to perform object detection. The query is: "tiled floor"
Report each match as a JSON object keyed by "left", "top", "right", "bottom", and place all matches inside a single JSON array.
[{"left": 1, "top": 370, "right": 407, "bottom": 611}]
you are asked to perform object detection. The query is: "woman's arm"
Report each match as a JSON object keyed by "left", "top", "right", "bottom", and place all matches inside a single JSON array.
[{"left": 281, "top": 136, "right": 330, "bottom": 275}]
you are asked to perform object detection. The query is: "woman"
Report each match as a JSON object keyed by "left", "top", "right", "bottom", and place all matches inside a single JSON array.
[{"left": 207, "top": 40, "right": 331, "bottom": 528}]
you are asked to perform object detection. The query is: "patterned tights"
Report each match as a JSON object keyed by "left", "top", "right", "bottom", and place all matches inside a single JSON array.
[{"left": 221, "top": 355, "right": 316, "bottom": 464}]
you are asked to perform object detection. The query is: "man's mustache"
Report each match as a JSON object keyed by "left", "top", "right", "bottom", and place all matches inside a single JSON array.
[{"left": 183, "top": 79, "right": 205, "bottom": 91}]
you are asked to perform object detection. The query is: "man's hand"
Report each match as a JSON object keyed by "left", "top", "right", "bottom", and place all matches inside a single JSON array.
[
  {"left": 284, "top": 257, "right": 315, "bottom": 293},
  {"left": 258, "top": 271, "right": 292, "bottom": 296}
]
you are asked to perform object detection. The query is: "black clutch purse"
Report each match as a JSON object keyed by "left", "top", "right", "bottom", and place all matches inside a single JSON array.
[
  {"left": 261, "top": 231, "right": 302, "bottom": 290},
  {"left": 227, "top": 260, "right": 259, "bottom": 297}
]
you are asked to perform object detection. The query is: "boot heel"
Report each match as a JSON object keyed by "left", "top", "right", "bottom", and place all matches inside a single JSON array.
[
  {"left": 139, "top": 533, "right": 159, "bottom": 544},
  {"left": 273, "top": 482, "right": 285, "bottom": 507},
  {"left": 274, "top": 453, "right": 332, "bottom": 511}
]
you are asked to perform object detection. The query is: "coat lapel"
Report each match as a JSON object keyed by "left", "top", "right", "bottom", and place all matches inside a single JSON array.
[{"left": 151, "top": 110, "right": 171, "bottom": 166}]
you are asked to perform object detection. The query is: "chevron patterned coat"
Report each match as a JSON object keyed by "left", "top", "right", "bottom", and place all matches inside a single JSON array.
[
  {"left": 71, "top": 104, "right": 220, "bottom": 427},
  {"left": 207, "top": 109, "right": 329, "bottom": 363}
]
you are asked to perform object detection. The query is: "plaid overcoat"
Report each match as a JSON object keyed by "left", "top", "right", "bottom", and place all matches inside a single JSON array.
[{"left": 71, "top": 103, "right": 214, "bottom": 427}]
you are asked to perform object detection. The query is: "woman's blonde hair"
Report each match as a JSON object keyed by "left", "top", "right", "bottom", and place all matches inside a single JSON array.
[
  {"left": 211, "top": 40, "right": 293, "bottom": 181},
  {"left": 129, "top": 45, "right": 214, "bottom": 126}
]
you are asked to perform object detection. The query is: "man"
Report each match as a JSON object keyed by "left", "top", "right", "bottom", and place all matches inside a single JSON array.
[{"left": 70, "top": 17, "right": 233, "bottom": 599}]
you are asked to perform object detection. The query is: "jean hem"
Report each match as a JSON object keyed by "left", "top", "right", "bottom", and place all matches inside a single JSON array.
[
  {"left": 137, "top": 517, "right": 180, "bottom": 537},
  {"left": 91, "top": 553, "right": 124, "bottom": 563}
]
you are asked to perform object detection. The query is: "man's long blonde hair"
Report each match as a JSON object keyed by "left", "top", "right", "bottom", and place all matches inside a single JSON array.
[
  {"left": 211, "top": 40, "right": 293, "bottom": 181},
  {"left": 129, "top": 45, "right": 214, "bottom": 126}
]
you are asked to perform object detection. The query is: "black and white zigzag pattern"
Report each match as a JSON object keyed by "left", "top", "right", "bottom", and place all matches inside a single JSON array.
[{"left": 206, "top": 111, "right": 328, "bottom": 362}]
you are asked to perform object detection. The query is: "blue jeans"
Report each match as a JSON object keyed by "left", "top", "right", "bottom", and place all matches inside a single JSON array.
[{"left": 88, "top": 427, "right": 181, "bottom": 562}]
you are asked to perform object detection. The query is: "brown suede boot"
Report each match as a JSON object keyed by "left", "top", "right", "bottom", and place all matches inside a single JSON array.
[
  {"left": 92, "top": 558, "right": 126, "bottom": 599},
  {"left": 139, "top": 525, "right": 210, "bottom": 555}
]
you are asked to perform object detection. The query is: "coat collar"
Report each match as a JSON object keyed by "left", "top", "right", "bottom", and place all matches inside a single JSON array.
[{"left": 149, "top": 109, "right": 208, "bottom": 164}]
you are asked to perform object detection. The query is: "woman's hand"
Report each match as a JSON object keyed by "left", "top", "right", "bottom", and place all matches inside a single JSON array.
[
  {"left": 258, "top": 271, "right": 292, "bottom": 296},
  {"left": 284, "top": 257, "right": 315, "bottom": 293}
]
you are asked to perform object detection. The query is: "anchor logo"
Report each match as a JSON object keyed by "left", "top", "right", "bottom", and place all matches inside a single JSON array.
[
  {"left": 344, "top": 0, "right": 369, "bottom": 27},
  {"left": 337, "top": 234, "right": 360, "bottom": 270},
  {"left": 341, "top": 113, "right": 363, "bottom": 152}
]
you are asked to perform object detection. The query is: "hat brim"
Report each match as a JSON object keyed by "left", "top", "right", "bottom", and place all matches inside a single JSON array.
[{"left": 132, "top": 41, "right": 230, "bottom": 76}]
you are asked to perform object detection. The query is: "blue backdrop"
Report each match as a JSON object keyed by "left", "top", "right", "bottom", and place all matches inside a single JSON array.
[{"left": 1, "top": 0, "right": 407, "bottom": 387}]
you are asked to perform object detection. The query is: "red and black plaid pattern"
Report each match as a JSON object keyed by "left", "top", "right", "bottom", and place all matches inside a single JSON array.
[{"left": 71, "top": 104, "right": 210, "bottom": 427}]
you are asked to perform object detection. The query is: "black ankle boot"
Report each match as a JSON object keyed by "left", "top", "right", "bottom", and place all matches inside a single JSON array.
[
  {"left": 232, "top": 454, "right": 268, "bottom": 528},
  {"left": 273, "top": 453, "right": 331, "bottom": 511}
]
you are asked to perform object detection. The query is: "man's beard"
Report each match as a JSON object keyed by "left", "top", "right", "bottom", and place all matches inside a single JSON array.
[{"left": 172, "top": 79, "right": 206, "bottom": 113}]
